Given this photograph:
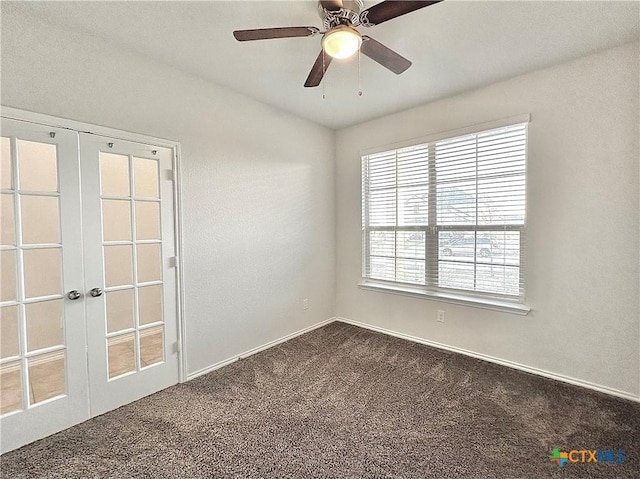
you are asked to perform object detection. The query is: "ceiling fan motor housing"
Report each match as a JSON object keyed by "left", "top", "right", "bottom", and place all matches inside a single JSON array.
[{"left": 318, "top": 0, "right": 364, "bottom": 29}]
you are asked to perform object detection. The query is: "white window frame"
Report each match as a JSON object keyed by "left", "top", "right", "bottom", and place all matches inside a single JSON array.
[{"left": 359, "top": 115, "right": 531, "bottom": 315}]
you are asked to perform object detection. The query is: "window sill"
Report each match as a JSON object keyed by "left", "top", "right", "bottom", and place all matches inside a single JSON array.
[{"left": 357, "top": 281, "right": 531, "bottom": 316}]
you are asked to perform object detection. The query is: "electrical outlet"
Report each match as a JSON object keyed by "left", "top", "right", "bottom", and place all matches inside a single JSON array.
[
  {"left": 303, "top": 298, "right": 309, "bottom": 311},
  {"left": 437, "top": 310, "right": 445, "bottom": 323}
]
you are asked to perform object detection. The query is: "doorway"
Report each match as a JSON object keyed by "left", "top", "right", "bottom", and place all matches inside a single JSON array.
[{"left": 0, "top": 113, "right": 182, "bottom": 453}]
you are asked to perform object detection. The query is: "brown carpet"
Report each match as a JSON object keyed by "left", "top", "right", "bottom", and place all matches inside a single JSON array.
[{"left": 1, "top": 322, "right": 639, "bottom": 478}]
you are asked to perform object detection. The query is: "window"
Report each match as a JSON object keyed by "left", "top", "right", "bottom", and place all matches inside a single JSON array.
[{"left": 361, "top": 122, "right": 527, "bottom": 304}]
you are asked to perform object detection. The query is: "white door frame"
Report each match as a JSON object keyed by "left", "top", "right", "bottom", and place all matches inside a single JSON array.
[{"left": 1, "top": 106, "right": 187, "bottom": 384}]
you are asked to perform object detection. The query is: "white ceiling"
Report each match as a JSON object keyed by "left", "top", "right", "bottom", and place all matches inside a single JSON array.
[{"left": 4, "top": 1, "right": 639, "bottom": 129}]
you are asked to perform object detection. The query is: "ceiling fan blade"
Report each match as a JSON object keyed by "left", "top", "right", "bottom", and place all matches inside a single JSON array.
[
  {"left": 304, "top": 50, "right": 333, "bottom": 88},
  {"left": 233, "top": 27, "right": 319, "bottom": 42},
  {"left": 360, "top": 36, "right": 412, "bottom": 74},
  {"left": 360, "top": 1, "right": 442, "bottom": 27},
  {"left": 320, "top": 0, "right": 344, "bottom": 11}
]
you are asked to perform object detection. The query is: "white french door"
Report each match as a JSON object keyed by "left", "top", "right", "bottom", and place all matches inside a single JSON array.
[
  {"left": 0, "top": 116, "right": 180, "bottom": 453},
  {"left": 80, "top": 134, "right": 179, "bottom": 416},
  {"left": 0, "top": 118, "right": 90, "bottom": 453}
]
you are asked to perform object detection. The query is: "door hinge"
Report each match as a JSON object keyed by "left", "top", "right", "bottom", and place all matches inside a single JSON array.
[
  {"left": 164, "top": 169, "right": 175, "bottom": 181},
  {"left": 168, "top": 256, "right": 178, "bottom": 268},
  {"left": 171, "top": 341, "right": 180, "bottom": 354}
]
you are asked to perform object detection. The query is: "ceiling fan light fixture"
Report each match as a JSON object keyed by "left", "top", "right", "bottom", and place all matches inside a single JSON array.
[{"left": 322, "top": 26, "right": 362, "bottom": 59}]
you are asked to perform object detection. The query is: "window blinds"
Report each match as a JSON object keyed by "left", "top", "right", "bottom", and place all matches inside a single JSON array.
[{"left": 362, "top": 122, "right": 527, "bottom": 301}]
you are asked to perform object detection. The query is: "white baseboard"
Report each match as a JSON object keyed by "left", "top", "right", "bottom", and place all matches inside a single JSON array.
[
  {"left": 185, "top": 315, "right": 639, "bottom": 403},
  {"left": 186, "top": 317, "right": 336, "bottom": 381},
  {"left": 336, "top": 317, "right": 640, "bottom": 403}
]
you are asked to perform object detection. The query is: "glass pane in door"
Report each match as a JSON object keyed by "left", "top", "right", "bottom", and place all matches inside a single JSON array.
[
  {"left": 0, "top": 250, "right": 17, "bottom": 302},
  {"left": 20, "top": 195, "right": 60, "bottom": 244},
  {"left": 135, "top": 201, "right": 161, "bottom": 240},
  {"left": 107, "top": 333, "right": 135, "bottom": 379},
  {"left": 104, "top": 245, "right": 133, "bottom": 287},
  {"left": 17, "top": 139, "right": 58, "bottom": 192},
  {"left": 0, "top": 361, "right": 22, "bottom": 415},
  {"left": 23, "top": 248, "right": 62, "bottom": 298},
  {"left": 100, "top": 153, "right": 129, "bottom": 196},
  {"left": 133, "top": 157, "right": 159, "bottom": 198},
  {"left": 25, "top": 300, "right": 64, "bottom": 352},
  {"left": 138, "top": 285, "right": 163, "bottom": 326},
  {"left": 28, "top": 351, "right": 66, "bottom": 404},
  {"left": 140, "top": 326, "right": 164, "bottom": 367},
  {"left": 102, "top": 200, "right": 131, "bottom": 241},
  {"left": 0, "top": 306, "right": 20, "bottom": 359},
  {"left": 106, "top": 289, "right": 134, "bottom": 333},
  {"left": 0, "top": 193, "right": 15, "bottom": 245},
  {"left": 1, "top": 137, "right": 11, "bottom": 189},
  {"left": 136, "top": 243, "right": 162, "bottom": 283}
]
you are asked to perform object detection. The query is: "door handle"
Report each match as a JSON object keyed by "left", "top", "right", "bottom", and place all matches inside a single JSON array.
[
  {"left": 67, "top": 290, "right": 82, "bottom": 300},
  {"left": 89, "top": 287, "right": 103, "bottom": 298}
]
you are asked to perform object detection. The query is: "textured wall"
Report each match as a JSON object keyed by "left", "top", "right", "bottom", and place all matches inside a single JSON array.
[
  {"left": 2, "top": 7, "right": 638, "bottom": 399},
  {"left": 336, "top": 42, "right": 640, "bottom": 397},
  {"left": 1, "top": 11, "right": 336, "bottom": 376}
]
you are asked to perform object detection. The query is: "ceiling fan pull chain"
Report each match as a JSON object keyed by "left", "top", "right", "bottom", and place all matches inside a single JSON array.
[
  {"left": 358, "top": 48, "right": 363, "bottom": 97},
  {"left": 322, "top": 52, "right": 326, "bottom": 99}
]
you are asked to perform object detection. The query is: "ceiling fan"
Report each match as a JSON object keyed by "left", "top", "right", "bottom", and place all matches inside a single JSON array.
[{"left": 233, "top": 0, "right": 442, "bottom": 87}]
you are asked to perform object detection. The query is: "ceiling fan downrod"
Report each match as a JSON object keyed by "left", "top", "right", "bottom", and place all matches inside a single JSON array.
[{"left": 318, "top": 0, "right": 364, "bottom": 30}]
